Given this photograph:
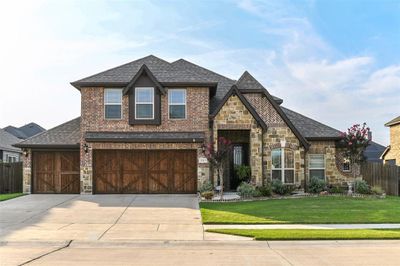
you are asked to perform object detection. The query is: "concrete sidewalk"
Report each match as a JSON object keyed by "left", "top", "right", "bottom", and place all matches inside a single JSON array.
[
  {"left": 204, "top": 224, "right": 400, "bottom": 230},
  {"left": 2, "top": 240, "right": 400, "bottom": 266}
]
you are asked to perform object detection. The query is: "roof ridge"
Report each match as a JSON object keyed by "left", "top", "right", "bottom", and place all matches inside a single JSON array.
[
  {"left": 16, "top": 117, "right": 81, "bottom": 145},
  {"left": 171, "top": 59, "right": 235, "bottom": 82},
  {"left": 72, "top": 55, "right": 170, "bottom": 84}
]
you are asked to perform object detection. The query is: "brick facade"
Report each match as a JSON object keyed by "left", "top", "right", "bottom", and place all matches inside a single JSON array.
[
  {"left": 22, "top": 149, "right": 32, "bottom": 194},
  {"left": 80, "top": 87, "right": 210, "bottom": 194},
  {"left": 383, "top": 124, "right": 400, "bottom": 165}
]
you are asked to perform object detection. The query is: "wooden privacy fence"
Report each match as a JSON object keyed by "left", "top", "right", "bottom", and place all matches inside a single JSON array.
[
  {"left": 0, "top": 162, "right": 23, "bottom": 193},
  {"left": 361, "top": 162, "right": 400, "bottom": 196}
]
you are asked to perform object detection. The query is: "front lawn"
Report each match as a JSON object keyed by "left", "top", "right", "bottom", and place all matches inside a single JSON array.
[
  {"left": 200, "top": 196, "right": 400, "bottom": 224},
  {"left": 207, "top": 229, "right": 400, "bottom": 240},
  {"left": 0, "top": 193, "right": 24, "bottom": 202}
]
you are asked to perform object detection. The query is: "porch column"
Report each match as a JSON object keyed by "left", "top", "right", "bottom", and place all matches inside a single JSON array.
[{"left": 80, "top": 143, "right": 93, "bottom": 194}]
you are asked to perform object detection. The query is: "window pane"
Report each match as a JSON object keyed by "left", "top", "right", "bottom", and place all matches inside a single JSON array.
[
  {"left": 169, "top": 90, "right": 186, "bottom": 104},
  {"left": 284, "top": 170, "right": 294, "bottom": 183},
  {"left": 272, "top": 149, "right": 281, "bottom": 169},
  {"left": 169, "top": 105, "right": 185, "bottom": 119},
  {"left": 105, "top": 89, "right": 122, "bottom": 104},
  {"left": 272, "top": 170, "right": 281, "bottom": 181},
  {"left": 310, "top": 169, "right": 325, "bottom": 180},
  {"left": 284, "top": 149, "right": 294, "bottom": 168},
  {"left": 310, "top": 154, "right": 324, "bottom": 168},
  {"left": 105, "top": 105, "right": 121, "bottom": 119},
  {"left": 233, "top": 146, "right": 243, "bottom": 166},
  {"left": 136, "top": 104, "right": 153, "bottom": 118},
  {"left": 136, "top": 88, "right": 153, "bottom": 102}
]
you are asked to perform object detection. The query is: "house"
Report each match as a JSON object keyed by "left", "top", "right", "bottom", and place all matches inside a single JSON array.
[
  {"left": 4, "top": 123, "right": 45, "bottom": 139},
  {"left": 364, "top": 140, "right": 386, "bottom": 163},
  {"left": 15, "top": 55, "right": 357, "bottom": 194},
  {"left": 0, "top": 129, "right": 22, "bottom": 162},
  {"left": 381, "top": 116, "right": 400, "bottom": 165}
]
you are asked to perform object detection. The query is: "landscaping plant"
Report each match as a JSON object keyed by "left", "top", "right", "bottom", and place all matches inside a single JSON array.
[
  {"left": 354, "top": 180, "right": 370, "bottom": 194},
  {"left": 237, "top": 182, "right": 256, "bottom": 198},
  {"left": 371, "top": 186, "right": 384, "bottom": 196},
  {"left": 271, "top": 179, "right": 295, "bottom": 195},
  {"left": 234, "top": 165, "right": 251, "bottom": 182},
  {"left": 257, "top": 183, "right": 272, "bottom": 197},
  {"left": 199, "top": 181, "right": 214, "bottom": 193},
  {"left": 202, "top": 137, "right": 232, "bottom": 199},
  {"left": 308, "top": 177, "right": 327, "bottom": 193},
  {"left": 340, "top": 123, "right": 370, "bottom": 194},
  {"left": 201, "top": 191, "right": 214, "bottom": 200}
]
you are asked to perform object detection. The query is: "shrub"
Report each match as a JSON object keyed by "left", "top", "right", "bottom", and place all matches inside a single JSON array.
[
  {"left": 354, "top": 180, "right": 370, "bottom": 194},
  {"left": 234, "top": 165, "right": 251, "bottom": 182},
  {"left": 308, "top": 177, "right": 326, "bottom": 194},
  {"left": 371, "top": 185, "right": 384, "bottom": 195},
  {"left": 328, "top": 185, "right": 345, "bottom": 194},
  {"left": 199, "top": 181, "right": 213, "bottom": 193},
  {"left": 237, "top": 182, "right": 256, "bottom": 198},
  {"left": 201, "top": 191, "right": 214, "bottom": 200},
  {"left": 271, "top": 180, "right": 295, "bottom": 195},
  {"left": 257, "top": 183, "right": 272, "bottom": 197},
  {"left": 253, "top": 189, "right": 262, "bottom": 197}
]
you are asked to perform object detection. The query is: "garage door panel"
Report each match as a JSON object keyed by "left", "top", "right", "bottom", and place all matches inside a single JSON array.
[
  {"left": 93, "top": 149, "right": 197, "bottom": 194},
  {"left": 33, "top": 151, "right": 80, "bottom": 194}
]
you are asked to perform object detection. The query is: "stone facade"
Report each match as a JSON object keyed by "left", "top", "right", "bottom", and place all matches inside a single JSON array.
[
  {"left": 383, "top": 124, "right": 400, "bottom": 165},
  {"left": 306, "top": 141, "right": 353, "bottom": 184},
  {"left": 80, "top": 87, "right": 210, "bottom": 194},
  {"left": 22, "top": 149, "right": 31, "bottom": 194},
  {"left": 213, "top": 94, "right": 263, "bottom": 185}
]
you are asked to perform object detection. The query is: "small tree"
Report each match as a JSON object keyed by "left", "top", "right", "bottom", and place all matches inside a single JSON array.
[
  {"left": 202, "top": 137, "right": 232, "bottom": 199},
  {"left": 340, "top": 123, "right": 370, "bottom": 194}
]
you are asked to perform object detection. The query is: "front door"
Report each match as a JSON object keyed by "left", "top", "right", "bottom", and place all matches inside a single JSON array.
[{"left": 228, "top": 144, "right": 249, "bottom": 190}]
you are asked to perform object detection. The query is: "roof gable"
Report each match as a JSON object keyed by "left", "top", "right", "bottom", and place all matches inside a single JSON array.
[
  {"left": 0, "top": 129, "right": 21, "bottom": 152},
  {"left": 235, "top": 71, "right": 309, "bottom": 149},
  {"left": 211, "top": 85, "right": 267, "bottom": 130},
  {"left": 123, "top": 64, "right": 165, "bottom": 95}
]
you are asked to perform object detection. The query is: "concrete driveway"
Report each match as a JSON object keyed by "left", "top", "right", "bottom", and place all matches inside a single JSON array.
[{"left": 0, "top": 194, "right": 204, "bottom": 241}]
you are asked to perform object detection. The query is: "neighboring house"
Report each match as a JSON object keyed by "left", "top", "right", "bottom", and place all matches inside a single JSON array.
[
  {"left": 364, "top": 140, "right": 386, "bottom": 163},
  {"left": 381, "top": 116, "right": 400, "bottom": 165},
  {"left": 0, "top": 129, "right": 22, "bottom": 162},
  {"left": 4, "top": 123, "right": 45, "bottom": 139},
  {"left": 16, "top": 55, "right": 358, "bottom": 194}
]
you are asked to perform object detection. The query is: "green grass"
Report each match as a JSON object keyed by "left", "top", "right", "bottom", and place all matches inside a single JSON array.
[
  {"left": 200, "top": 196, "right": 400, "bottom": 224},
  {"left": 207, "top": 229, "right": 400, "bottom": 240},
  {"left": 0, "top": 193, "right": 24, "bottom": 201}
]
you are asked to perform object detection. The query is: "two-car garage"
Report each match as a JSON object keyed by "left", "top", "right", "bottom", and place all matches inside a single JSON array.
[{"left": 32, "top": 149, "right": 198, "bottom": 194}]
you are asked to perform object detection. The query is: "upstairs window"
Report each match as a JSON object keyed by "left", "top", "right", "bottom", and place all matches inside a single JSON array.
[
  {"left": 135, "top": 87, "right": 154, "bottom": 119},
  {"left": 168, "top": 89, "right": 186, "bottom": 119},
  {"left": 271, "top": 148, "right": 295, "bottom": 184},
  {"left": 104, "top": 89, "right": 122, "bottom": 119},
  {"left": 309, "top": 154, "right": 325, "bottom": 180}
]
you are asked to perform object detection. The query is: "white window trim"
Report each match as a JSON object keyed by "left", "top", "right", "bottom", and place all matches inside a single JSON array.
[
  {"left": 342, "top": 157, "right": 351, "bottom": 172},
  {"left": 308, "top": 154, "right": 326, "bottom": 181},
  {"left": 271, "top": 148, "right": 295, "bottom": 184},
  {"left": 168, "top": 89, "right": 187, "bottom": 119},
  {"left": 135, "top": 87, "right": 154, "bottom": 120},
  {"left": 104, "top": 88, "right": 123, "bottom": 120}
]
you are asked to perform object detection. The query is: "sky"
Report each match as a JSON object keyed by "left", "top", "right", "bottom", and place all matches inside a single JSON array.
[{"left": 0, "top": 0, "right": 399, "bottom": 145}]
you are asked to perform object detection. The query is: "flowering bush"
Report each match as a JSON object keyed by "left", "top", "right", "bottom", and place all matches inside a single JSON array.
[{"left": 202, "top": 137, "right": 232, "bottom": 199}]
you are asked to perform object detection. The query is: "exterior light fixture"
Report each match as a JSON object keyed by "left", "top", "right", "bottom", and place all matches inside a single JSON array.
[{"left": 83, "top": 143, "right": 89, "bottom": 153}]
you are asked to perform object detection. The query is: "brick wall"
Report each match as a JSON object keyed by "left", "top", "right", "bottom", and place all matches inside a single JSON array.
[
  {"left": 80, "top": 87, "right": 210, "bottom": 194},
  {"left": 22, "top": 149, "right": 31, "bottom": 194}
]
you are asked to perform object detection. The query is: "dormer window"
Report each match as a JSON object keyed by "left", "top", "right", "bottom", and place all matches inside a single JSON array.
[
  {"left": 135, "top": 87, "right": 154, "bottom": 119},
  {"left": 104, "top": 88, "right": 122, "bottom": 119},
  {"left": 168, "top": 89, "right": 186, "bottom": 119}
]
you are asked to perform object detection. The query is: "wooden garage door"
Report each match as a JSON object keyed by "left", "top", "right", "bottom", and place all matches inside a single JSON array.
[
  {"left": 32, "top": 151, "right": 80, "bottom": 194},
  {"left": 93, "top": 150, "right": 197, "bottom": 194}
]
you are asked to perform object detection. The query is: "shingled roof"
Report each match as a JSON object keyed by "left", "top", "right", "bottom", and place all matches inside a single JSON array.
[
  {"left": 4, "top": 123, "right": 45, "bottom": 139},
  {"left": 72, "top": 55, "right": 282, "bottom": 113},
  {"left": 385, "top": 116, "right": 400, "bottom": 127},
  {"left": 14, "top": 118, "right": 80, "bottom": 148},
  {"left": 0, "top": 129, "right": 21, "bottom": 153},
  {"left": 281, "top": 107, "right": 342, "bottom": 139}
]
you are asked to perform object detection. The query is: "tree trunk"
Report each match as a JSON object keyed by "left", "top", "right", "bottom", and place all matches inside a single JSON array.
[{"left": 219, "top": 165, "right": 224, "bottom": 200}]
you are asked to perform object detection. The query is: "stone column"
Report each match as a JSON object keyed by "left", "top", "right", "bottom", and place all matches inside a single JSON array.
[
  {"left": 22, "top": 149, "right": 32, "bottom": 194},
  {"left": 80, "top": 144, "right": 93, "bottom": 194}
]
